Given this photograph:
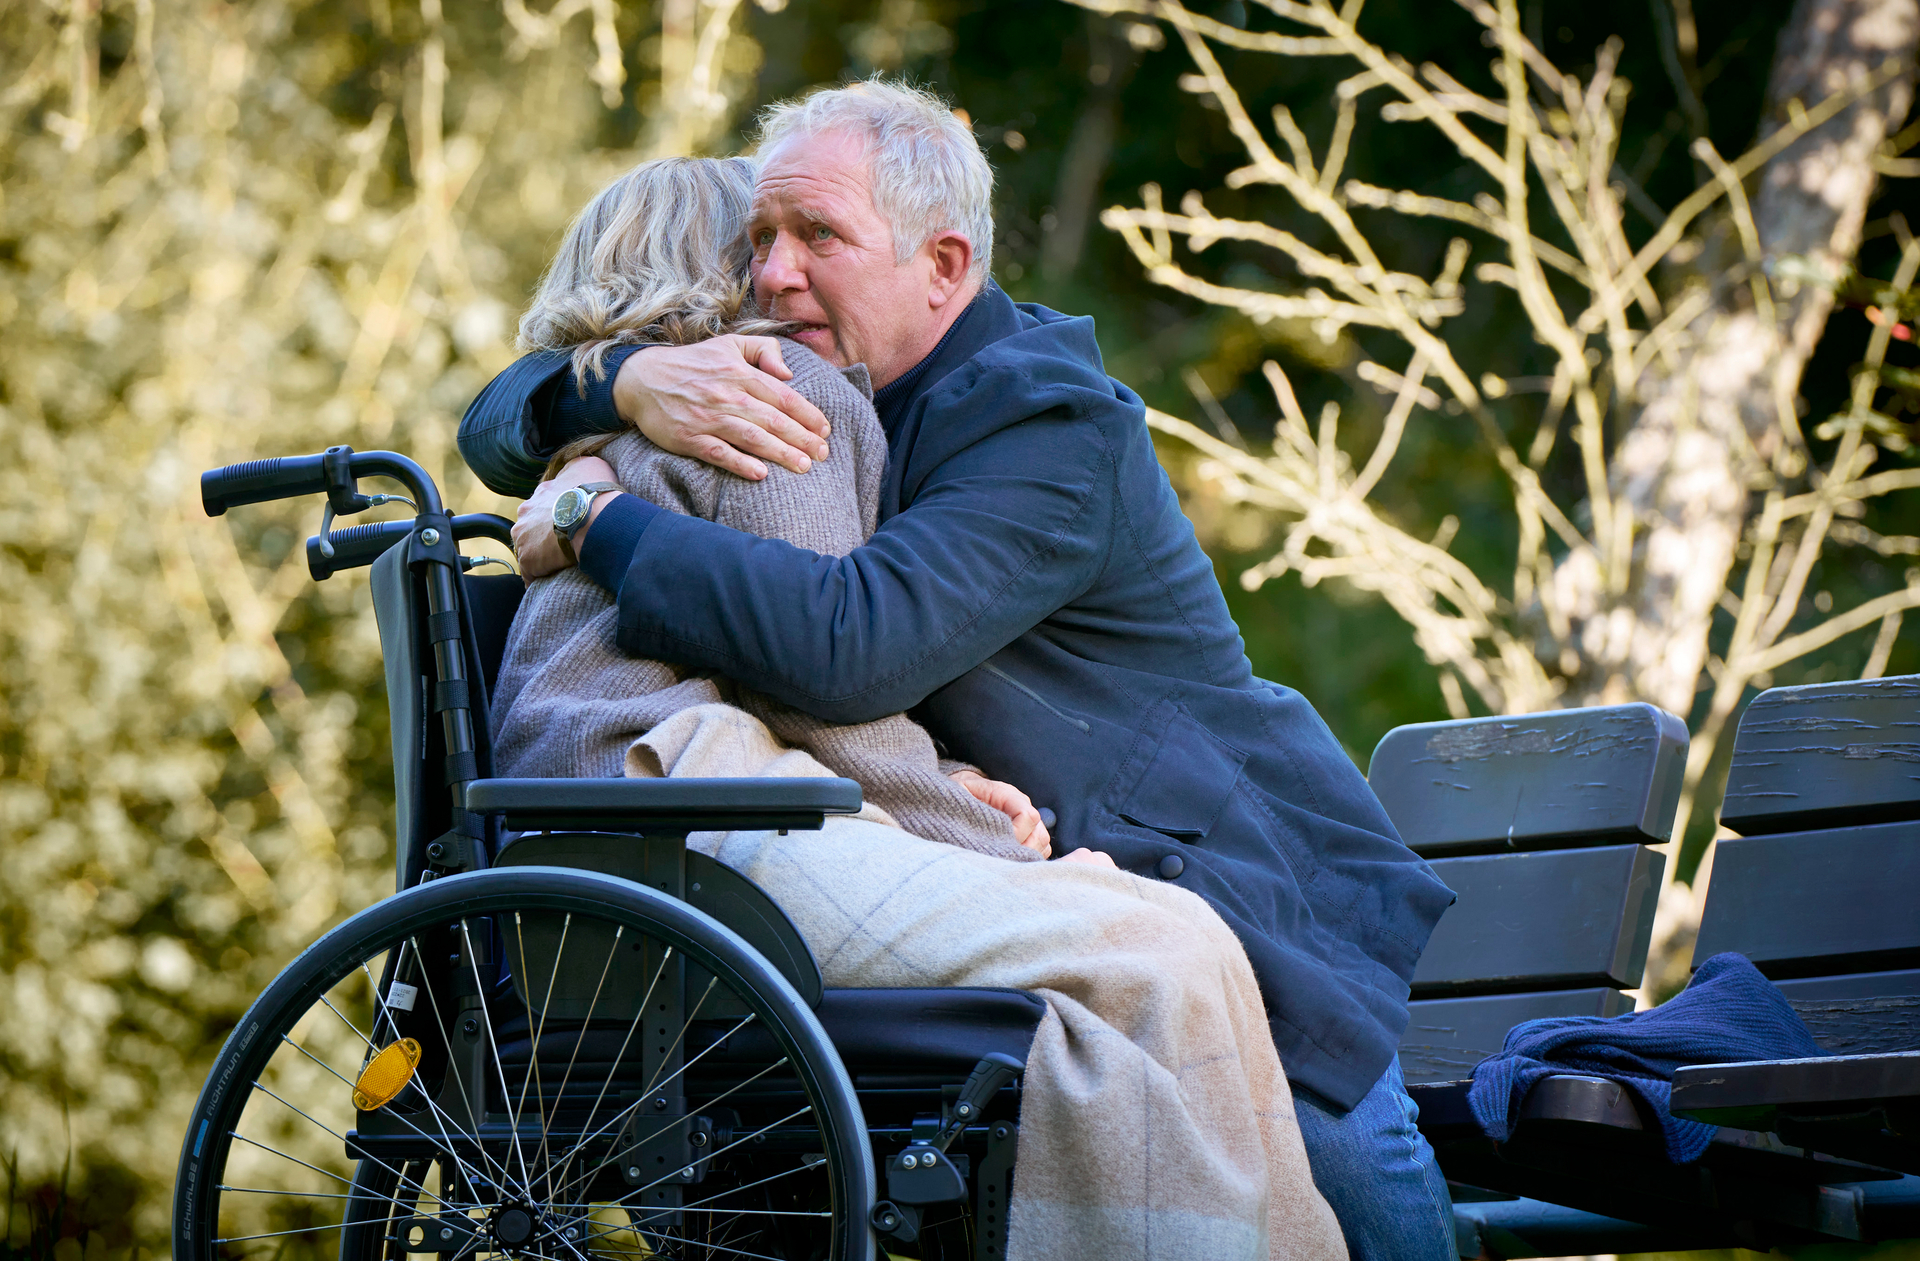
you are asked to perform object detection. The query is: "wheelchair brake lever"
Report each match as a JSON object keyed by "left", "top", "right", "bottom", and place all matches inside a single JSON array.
[
  {"left": 936, "top": 1051, "right": 1024, "bottom": 1150},
  {"left": 315, "top": 493, "right": 418, "bottom": 561}
]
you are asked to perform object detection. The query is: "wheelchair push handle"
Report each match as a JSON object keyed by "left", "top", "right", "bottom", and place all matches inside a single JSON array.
[
  {"left": 306, "top": 514, "right": 515, "bottom": 580},
  {"left": 200, "top": 445, "right": 444, "bottom": 518},
  {"left": 199, "top": 453, "right": 328, "bottom": 516}
]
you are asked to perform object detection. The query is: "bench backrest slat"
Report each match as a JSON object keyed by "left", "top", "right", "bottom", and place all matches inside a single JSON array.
[
  {"left": 1402, "top": 987, "right": 1633, "bottom": 1084},
  {"left": 1369, "top": 704, "right": 1687, "bottom": 857},
  {"left": 1413, "top": 844, "right": 1665, "bottom": 996},
  {"left": 1719, "top": 677, "right": 1920, "bottom": 835},
  {"left": 1692, "top": 822, "right": 1920, "bottom": 978}
]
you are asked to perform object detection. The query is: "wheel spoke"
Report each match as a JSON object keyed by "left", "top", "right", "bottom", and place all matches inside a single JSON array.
[
  {"left": 214, "top": 1220, "right": 352, "bottom": 1242},
  {"left": 606, "top": 1104, "right": 814, "bottom": 1210},
  {"left": 511, "top": 909, "right": 565, "bottom": 1198},
  {"left": 406, "top": 932, "right": 525, "bottom": 1196},
  {"left": 638, "top": 975, "right": 719, "bottom": 1102},
  {"left": 459, "top": 916, "right": 536, "bottom": 1195},
  {"left": 548, "top": 1050, "right": 792, "bottom": 1204},
  {"left": 247, "top": 1079, "right": 453, "bottom": 1214},
  {"left": 545, "top": 943, "right": 672, "bottom": 1194},
  {"left": 274, "top": 1026, "right": 494, "bottom": 1204},
  {"left": 550, "top": 1009, "right": 759, "bottom": 1199}
]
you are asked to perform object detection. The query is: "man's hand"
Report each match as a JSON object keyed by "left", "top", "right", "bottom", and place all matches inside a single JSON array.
[
  {"left": 949, "top": 769, "right": 1052, "bottom": 857},
  {"left": 615, "top": 335, "right": 831, "bottom": 481},
  {"left": 513, "top": 455, "right": 619, "bottom": 581}
]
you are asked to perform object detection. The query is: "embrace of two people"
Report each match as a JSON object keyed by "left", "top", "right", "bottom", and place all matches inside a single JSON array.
[{"left": 459, "top": 80, "right": 1456, "bottom": 1261}]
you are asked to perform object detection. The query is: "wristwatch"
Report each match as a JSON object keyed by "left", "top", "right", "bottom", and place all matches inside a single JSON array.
[{"left": 551, "top": 481, "right": 623, "bottom": 563}]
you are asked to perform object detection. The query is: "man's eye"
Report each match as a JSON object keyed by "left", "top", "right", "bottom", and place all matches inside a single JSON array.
[
  {"left": 754, "top": 229, "right": 774, "bottom": 246},
  {"left": 813, "top": 225, "right": 834, "bottom": 241}
]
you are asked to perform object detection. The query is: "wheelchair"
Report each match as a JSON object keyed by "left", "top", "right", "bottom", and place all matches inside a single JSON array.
[{"left": 175, "top": 447, "right": 1041, "bottom": 1261}]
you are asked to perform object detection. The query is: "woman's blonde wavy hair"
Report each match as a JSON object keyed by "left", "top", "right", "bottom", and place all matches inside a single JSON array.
[{"left": 517, "top": 156, "right": 794, "bottom": 399}]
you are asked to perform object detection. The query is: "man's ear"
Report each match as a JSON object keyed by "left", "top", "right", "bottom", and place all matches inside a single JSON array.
[{"left": 925, "top": 231, "right": 975, "bottom": 309}]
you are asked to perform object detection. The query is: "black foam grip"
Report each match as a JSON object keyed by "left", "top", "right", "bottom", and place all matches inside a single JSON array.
[
  {"left": 306, "top": 521, "right": 412, "bottom": 580},
  {"left": 201, "top": 454, "right": 329, "bottom": 517}
]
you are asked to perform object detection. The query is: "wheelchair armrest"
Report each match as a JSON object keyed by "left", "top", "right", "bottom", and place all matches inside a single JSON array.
[{"left": 465, "top": 777, "right": 863, "bottom": 833}]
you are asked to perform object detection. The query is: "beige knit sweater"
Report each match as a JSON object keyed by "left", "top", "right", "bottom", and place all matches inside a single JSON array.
[{"left": 489, "top": 339, "right": 1034, "bottom": 862}]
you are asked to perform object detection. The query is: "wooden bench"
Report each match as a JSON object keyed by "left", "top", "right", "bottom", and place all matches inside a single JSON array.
[{"left": 1368, "top": 685, "right": 1920, "bottom": 1258}]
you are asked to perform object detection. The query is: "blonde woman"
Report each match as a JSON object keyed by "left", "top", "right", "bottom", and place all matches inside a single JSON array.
[{"left": 492, "top": 156, "right": 1042, "bottom": 860}]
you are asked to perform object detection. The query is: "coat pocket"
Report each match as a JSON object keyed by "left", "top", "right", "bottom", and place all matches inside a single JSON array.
[{"left": 1116, "top": 704, "right": 1250, "bottom": 840}]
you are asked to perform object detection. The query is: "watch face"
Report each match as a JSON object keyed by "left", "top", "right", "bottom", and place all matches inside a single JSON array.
[{"left": 552, "top": 487, "right": 588, "bottom": 532}]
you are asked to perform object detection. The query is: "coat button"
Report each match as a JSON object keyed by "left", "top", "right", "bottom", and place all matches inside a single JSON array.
[{"left": 1157, "top": 853, "right": 1184, "bottom": 880}]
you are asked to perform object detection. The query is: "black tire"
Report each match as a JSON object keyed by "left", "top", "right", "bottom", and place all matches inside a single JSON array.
[{"left": 174, "top": 865, "right": 874, "bottom": 1260}]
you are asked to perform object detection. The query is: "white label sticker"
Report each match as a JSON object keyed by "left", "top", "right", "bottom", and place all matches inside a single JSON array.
[{"left": 387, "top": 981, "right": 419, "bottom": 1013}]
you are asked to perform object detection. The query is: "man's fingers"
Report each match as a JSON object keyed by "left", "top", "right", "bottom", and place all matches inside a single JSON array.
[
  {"left": 706, "top": 405, "right": 817, "bottom": 474},
  {"left": 687, "top": 435, "right": 769, "bottom": 482},
  {"left": 732, "top": 335, "right": 794, "bottom": 381},
  {"left": 737, "top": 372, "right": 831, "bottom": 446}
]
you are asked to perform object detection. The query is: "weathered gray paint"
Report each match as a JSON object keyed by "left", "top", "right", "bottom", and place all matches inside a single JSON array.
[
  {"left": 1368, "top": 705, "right": 1688, "bottom": 857},
  {"left": 1721, "top": 676, "right": 1920, "bottom": 835},
  {"left": 1412, "top": 845, "right": 1665, "bottom": 995},
  {"left": 1693, "top": 821, "right": 1920, "bottom": 977},
  {"left": 1400, "top": 987, "right": 1633, "bottom": 1084}
]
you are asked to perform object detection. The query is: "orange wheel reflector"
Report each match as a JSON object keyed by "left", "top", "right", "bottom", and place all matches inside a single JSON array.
[{"left": 352, "top": 1037, "right": 422, "bottom": 1111}]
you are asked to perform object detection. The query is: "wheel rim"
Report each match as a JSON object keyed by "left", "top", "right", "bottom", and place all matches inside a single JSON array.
[{"left": 174, "top": 866, "right": 872, "bottom": 1260}]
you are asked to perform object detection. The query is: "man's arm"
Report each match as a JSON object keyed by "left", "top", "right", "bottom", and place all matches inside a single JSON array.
[
  {"left": 576, "top": 413, "right": 1114, "bottom": 723},
  {"left": 456, "top": 349, "right": 603, "bottom": 498},
  {"left": 457, "top": 338, "right": 833, "bottom": 498}
]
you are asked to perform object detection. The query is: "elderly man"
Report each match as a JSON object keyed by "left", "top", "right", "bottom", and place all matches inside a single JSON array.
[{"left": 459, "top": 81, "right": 1456, "bottom": 1261}]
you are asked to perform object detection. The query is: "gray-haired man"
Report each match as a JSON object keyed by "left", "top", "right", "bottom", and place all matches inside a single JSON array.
[{"left": 460, "top": 80, "right": 1456, "bottom": 1261}]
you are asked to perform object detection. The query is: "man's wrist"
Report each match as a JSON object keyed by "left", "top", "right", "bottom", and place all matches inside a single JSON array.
[{"left": 576, "top": 493, "right": 660, "bottom": 596}]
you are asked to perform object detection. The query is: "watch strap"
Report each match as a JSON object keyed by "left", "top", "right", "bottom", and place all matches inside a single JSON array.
[{"left": 555, "top": 481, "right": 624, "bottom": 566}]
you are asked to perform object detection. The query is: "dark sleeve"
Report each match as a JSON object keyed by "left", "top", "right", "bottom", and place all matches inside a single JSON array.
[
  {"left": 456, "top": 345, "right": 642, "bottom": 498},
  {"left": 603, "top": 412, "right": 1115, "bottom": 724}
]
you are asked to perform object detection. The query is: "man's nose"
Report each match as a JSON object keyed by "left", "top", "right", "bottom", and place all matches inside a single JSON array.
[{"left": 756, "top": 231, "right": 809, "bottom": 297}]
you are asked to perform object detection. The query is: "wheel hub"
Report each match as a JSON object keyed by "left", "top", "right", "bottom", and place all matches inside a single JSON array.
[{"left": 491, "top": 1204, "right": 538, "bottom": 1248}]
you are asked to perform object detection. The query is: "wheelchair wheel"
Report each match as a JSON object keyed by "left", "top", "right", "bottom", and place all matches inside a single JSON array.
[{"left": 174, "top": 865, "right": 874, "bottom": 1260}]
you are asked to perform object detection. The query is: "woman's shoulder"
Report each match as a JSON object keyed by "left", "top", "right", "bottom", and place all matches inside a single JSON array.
[{"left": 775, "top": 337, "right": 878, "bottom": 427}]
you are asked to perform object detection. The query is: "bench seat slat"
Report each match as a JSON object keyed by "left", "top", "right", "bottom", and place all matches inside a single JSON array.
[{"left": 1671, "top": 1051, "right": 1920, "bottom": 1113}]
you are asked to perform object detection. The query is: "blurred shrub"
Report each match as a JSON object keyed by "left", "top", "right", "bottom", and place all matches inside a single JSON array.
[{"left": 0, "top": 0, "right": 767, "bottom": 1244}]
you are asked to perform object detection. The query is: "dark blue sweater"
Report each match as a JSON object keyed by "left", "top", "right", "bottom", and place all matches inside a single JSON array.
[{"left": 457, "top": 285, "right": 1455, "bottom": 1109}]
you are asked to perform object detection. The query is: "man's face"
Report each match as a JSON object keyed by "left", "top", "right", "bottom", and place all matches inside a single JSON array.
[{"left": 748, "top": 130, "right": 953, "bottom": 389}]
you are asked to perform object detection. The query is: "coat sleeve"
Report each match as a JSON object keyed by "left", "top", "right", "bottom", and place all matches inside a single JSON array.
[
  {"left": 456, "top": 347, "right": 636, "bottom": 498},
  {"left": 610, "top": 409, "right": 1115, "bottom": 723}
]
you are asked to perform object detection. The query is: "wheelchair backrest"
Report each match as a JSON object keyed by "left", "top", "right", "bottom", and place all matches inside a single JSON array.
[{"left": 369, "top": 537, "right": 524, "bottom": 887}]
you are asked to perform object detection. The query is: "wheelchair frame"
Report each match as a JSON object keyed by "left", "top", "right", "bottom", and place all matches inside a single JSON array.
[{"left": 177, "top": 446, "right": 1037, "bottom": 1260}]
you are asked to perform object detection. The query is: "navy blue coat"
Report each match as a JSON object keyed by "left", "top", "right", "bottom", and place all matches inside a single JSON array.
[{"left": 458, "top": 285, "right": 1454, "bottom": 1109}]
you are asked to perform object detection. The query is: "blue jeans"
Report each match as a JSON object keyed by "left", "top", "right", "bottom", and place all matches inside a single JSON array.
[{"left": 1293, "top": 1057, "right": 1456, "bottom": 1261}]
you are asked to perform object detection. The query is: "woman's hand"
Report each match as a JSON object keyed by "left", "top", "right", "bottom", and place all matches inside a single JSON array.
[
  {"left": 949, "top": 769, "right": 1051, "bottom": 857},
  {"left": 1057, "top": 848, "right": 1118, "bottom": 868},
  {"left": 514, "top": 455, "right": 619, "bottom": 580}
]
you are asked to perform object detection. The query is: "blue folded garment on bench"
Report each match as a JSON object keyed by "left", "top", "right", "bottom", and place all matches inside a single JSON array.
[{"left": 1467, "top": 952, "right": 1822, "bottom": 1161}]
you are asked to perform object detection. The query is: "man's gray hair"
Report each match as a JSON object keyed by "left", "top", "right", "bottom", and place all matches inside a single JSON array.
[{"left": 754, "top": 78, "right": 994, "bottom": 282}]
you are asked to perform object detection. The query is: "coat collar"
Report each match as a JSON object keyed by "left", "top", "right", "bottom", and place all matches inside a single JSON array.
[{"left": 872, "top": 281, "right": 1022, "bottom": 435}]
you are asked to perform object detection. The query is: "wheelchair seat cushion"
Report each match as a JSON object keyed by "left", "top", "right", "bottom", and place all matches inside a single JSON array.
[{"left": 698, "top": 986, "right": 1046, "bottom": 1074}]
